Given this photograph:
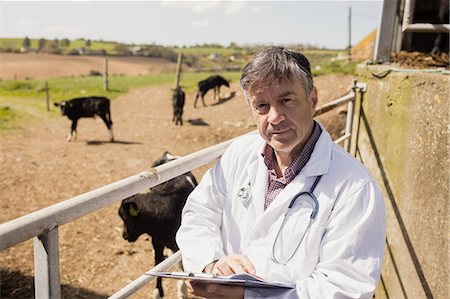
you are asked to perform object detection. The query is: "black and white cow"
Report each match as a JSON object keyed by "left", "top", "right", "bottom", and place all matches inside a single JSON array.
[
  {"left": 118, "top": 152, "right": 197, "bottom": 298},
  {"left": 194, "top": 75, "right": 230, "bottom": 108},
  {"left": 54, "top": 96, "right": 114, "bottom": 142},
  {"left": 172, "top": 87, "right": 185, "bottom": 126}
]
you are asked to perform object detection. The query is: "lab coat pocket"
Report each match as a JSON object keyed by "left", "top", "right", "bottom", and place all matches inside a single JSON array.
[{"left": 271, "top": 205, "right": 313, "bottom": 265}]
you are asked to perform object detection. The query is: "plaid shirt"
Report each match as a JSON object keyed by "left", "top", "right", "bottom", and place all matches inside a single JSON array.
[{"left": 263, "top": 121, "right": 322, "bottom": 209}]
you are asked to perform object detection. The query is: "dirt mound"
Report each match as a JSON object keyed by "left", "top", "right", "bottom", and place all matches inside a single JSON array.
[{"left": 391, "top": 50, "right": 449, "bottom": 68}]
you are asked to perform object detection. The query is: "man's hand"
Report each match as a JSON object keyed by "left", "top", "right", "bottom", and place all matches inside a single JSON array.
[
  {"left": 204, "top": 253, "right": 256, "bottom": 276},
  {"left": 186, "top": 254, "right": 255, "bottom": 298},
  {"left": 186, "top": 280, "right": 245, "bottom": 299}
]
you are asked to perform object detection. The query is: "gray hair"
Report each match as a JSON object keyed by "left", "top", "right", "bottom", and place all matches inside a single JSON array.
[{"left": 240, "top": 46, "right": 314, "bottom": 100}]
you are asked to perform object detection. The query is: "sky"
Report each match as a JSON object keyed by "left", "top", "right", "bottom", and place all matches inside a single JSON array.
[{"left": 1, "top": 0, "right": 383, "bottom": 49}]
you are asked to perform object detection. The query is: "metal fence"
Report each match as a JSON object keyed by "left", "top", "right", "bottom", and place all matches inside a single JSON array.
[{"left": 0, "top": 81, "right": 367, "bottom": 299}]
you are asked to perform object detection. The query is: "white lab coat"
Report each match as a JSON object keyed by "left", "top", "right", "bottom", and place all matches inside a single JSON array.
[{"left": 176, "top": 124, "right": 386, "bottom": 298}]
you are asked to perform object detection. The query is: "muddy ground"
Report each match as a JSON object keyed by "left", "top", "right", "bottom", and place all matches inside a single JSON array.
[{"left": 0, "top": 54, "right": 353, "bottom": 299}]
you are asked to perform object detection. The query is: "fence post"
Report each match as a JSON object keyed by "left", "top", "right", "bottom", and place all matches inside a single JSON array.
[
  {"left": 350, "top": 85, "right": 362, "bottom": 157},
  {"left": 104, "top": 57, "right": 109, "bottom": 91},
  {"left": 343, "top": 80, "right": 357, "bottom": 152},
  {"left": 175, "top": 53, "right": 183, "bottom": 88},
  {"left": 34, "top": 227, "right": 61, "bottom": 299},
  {"left": 45, "top": 81, "right": 50, "bottom": 111}
]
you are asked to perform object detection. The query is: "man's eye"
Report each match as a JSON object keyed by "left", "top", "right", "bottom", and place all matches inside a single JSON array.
[
  {"left": 281, "top": 98, "right": 292, "bottom": 103},
  {"left": 253, "top": 102, "right": 266, "bottom": 109}
]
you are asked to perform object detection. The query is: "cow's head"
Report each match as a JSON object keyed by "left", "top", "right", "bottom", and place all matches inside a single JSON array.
[
  {"left": 54, "top": 101, "right": 68, "bottom": 115},
  {"left": 220, "top": 77, "right": 230, "bottom": 88},
  {"left": 118, "top": 196, "right": 144, "bottom": 242},
  {"left": 151, "top": 151, "right": 180, "bottom": 167}
]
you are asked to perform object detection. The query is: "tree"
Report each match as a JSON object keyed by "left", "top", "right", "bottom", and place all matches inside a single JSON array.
[
  {"left": 38, "top": 38, "right": 47, "bottom": 51},
  {"left": 85, "top": 39, "right": 92, "bottom": 48},
  {"left": 114, "top": 43, "right": 131, "bottom": 56},
  {"left": 61, "top": 38, "right": 70, "bottom": 47},
  {"left": 22, "top": 36, "right": 31, "bottom": 49}
]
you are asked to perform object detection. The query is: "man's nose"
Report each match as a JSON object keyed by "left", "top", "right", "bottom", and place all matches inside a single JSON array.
[{"left": 267, "top": 105, "right": 285, "bottom": 124}]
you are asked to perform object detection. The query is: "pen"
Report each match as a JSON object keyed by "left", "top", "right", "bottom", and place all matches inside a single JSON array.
[{"left": 169, "top": 271, "right": 218, "bottom": 278}]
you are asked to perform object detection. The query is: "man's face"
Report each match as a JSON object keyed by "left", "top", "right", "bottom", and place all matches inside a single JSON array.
[{"left": 247, "top": 79, "right": 318, "bottom": 160}]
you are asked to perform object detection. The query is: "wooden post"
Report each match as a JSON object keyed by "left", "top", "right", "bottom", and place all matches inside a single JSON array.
[
  {"left": 103, "top": 57, "right": 109, "bottom": 91},
  {"left": 175, "top": 53, "right": 183, "bottom": 88},
  {"left": 45, "top": 81, "right": 50, "bottom": 111}
]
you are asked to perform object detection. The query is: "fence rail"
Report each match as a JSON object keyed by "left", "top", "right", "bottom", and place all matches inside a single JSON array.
[{"left": 0, "top": 81, "right": 366, "bottom": 298}]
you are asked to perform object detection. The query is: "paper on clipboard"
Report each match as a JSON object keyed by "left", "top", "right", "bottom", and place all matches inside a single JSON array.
[{"left": 146, "top": 271, "right": 295, "bottom": 289}]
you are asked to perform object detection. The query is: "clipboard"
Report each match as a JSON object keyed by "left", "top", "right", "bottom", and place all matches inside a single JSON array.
[{"left": 146, "top": 271, "right": 295, "bottom": 289}]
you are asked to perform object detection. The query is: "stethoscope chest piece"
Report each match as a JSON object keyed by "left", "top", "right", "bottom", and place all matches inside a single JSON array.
[{"left": 237, "top": 182, "right": 252, "bottom": 204}]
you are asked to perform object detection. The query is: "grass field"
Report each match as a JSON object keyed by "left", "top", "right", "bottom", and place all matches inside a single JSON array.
[{"left": 0, "top": 71, "right": 242, "bottom": 134}]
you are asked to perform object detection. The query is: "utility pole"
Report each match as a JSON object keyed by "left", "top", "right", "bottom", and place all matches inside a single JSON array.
[
  {"left": 175, "top": 52, "right": 183, "bottom": 89},
  {"left": 348, "top": 6, "right": 352, "bottom": 61}
]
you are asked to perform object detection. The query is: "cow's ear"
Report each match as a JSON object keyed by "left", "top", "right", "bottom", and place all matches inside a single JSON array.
[
  {"left": 125, "top": 202, "right": 139, "bottom": 216},
  {"left": 53, "top": 102, "right": 60, "bottom": 107}
]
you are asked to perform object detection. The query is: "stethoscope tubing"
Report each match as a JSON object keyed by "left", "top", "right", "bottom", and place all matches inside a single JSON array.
[{"left": 271, "top": 175, "right": 323, "bottom": 265}]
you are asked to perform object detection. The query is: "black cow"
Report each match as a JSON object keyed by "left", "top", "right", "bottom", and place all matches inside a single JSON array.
[
  {"left": 118, "top": 151, "right": 197, "bottom": 298},
  {"left": 194, "top": 75, "right": 230, "bottom": 108},
  {"left": 54, "top": 96, "right": 114, "bottom": 142},
  {"left": 172, "top": 87, "right": 185, "bottom": 126}
]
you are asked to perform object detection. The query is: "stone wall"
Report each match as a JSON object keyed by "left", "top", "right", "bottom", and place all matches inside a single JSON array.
[{"left": 354, "top": 65, "right": 448, "bottom": 299}]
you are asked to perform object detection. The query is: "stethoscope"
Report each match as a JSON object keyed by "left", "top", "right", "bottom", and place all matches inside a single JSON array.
[{"left": 271, "top": 175, "right": 323, "bottom": 265}]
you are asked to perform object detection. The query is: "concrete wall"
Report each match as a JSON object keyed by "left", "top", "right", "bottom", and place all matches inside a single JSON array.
[{"left": 353, "top": 65, "right": 449, "bottom": 299}]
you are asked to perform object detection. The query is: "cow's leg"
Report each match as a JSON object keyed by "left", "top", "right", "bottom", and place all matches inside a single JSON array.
[
  {"left": 214, "top": 86, "right": 220, "bottom": 102},
  {"left": 194, "top": 92, "right": 200, "bottom": 108},
  {"left": 201, "top": 92, "right": 207, "bottom": 107},
  {"left": 152, "top": 239, "right": 165, "bottom": 298},
  {"left": 100, "top": 114, "right": 114, "bottom": 142},
  {"left": 68, "top": 119, "right": 78, "bottom": 142}
]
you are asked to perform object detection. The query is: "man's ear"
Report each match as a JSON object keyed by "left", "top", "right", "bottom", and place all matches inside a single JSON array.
[{"left": 310, "top": 87, "right": 318, "bottom": 111}]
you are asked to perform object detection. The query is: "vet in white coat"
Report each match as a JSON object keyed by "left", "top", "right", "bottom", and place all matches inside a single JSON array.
[{"left": 176, "top": 124, "right": 386, "bottom": 298}]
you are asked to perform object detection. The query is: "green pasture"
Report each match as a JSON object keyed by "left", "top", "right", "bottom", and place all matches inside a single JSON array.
[
  {"left": 0, "top": 71, "right": 241, "bottom": 135},
  {"left": 0, "top": 38, "right": 118, "bottom": 54}
]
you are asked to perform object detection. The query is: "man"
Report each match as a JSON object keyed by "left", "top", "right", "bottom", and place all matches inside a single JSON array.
[{"left": 176, "top": 46, "right": 386, "bottom": 298}]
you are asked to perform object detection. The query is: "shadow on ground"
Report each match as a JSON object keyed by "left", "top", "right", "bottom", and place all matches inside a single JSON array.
[
  {"left": 210, "top": 91, "right": 236, "bottom": 106},
  {"left": 187, "top": 118, "right": 209, "bottom": 126},
  {"left": 0, "top": 269, "right": 109, "bottom": 299},
  {"left": 86, "top": 140, "right": 142, "bottom": 145}
]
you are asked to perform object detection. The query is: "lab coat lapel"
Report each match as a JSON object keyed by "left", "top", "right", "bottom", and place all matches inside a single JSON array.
[{"left": 246, "top": 157, "right": 267, "bottom": 219}]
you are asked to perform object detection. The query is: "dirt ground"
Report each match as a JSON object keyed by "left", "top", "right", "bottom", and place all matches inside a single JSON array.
[
  {"left": 0, "top": 53, "right": 178, "bottom": 80},
  {"left": 0, "top": 54, "right": 353, "bottom": 298}
]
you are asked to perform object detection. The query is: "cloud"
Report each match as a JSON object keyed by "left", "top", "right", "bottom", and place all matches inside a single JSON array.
[
  {"left": 160, "top": 0, "right": 245, "bottom": 15},
  {"left": 44, "top": 26, "right": 83, "bottom": 36},
  {"left": 161, "top": 0, "right": 220, "bottom": 14},
  {"left": 192, "top": 19, "right": 210, "bottom": 27},
  {"left": 17, "top": 18, "right": 36, "bottom": 28},
  {"left": 225, "top": 1, "right": 245, "bottom": 15}
]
